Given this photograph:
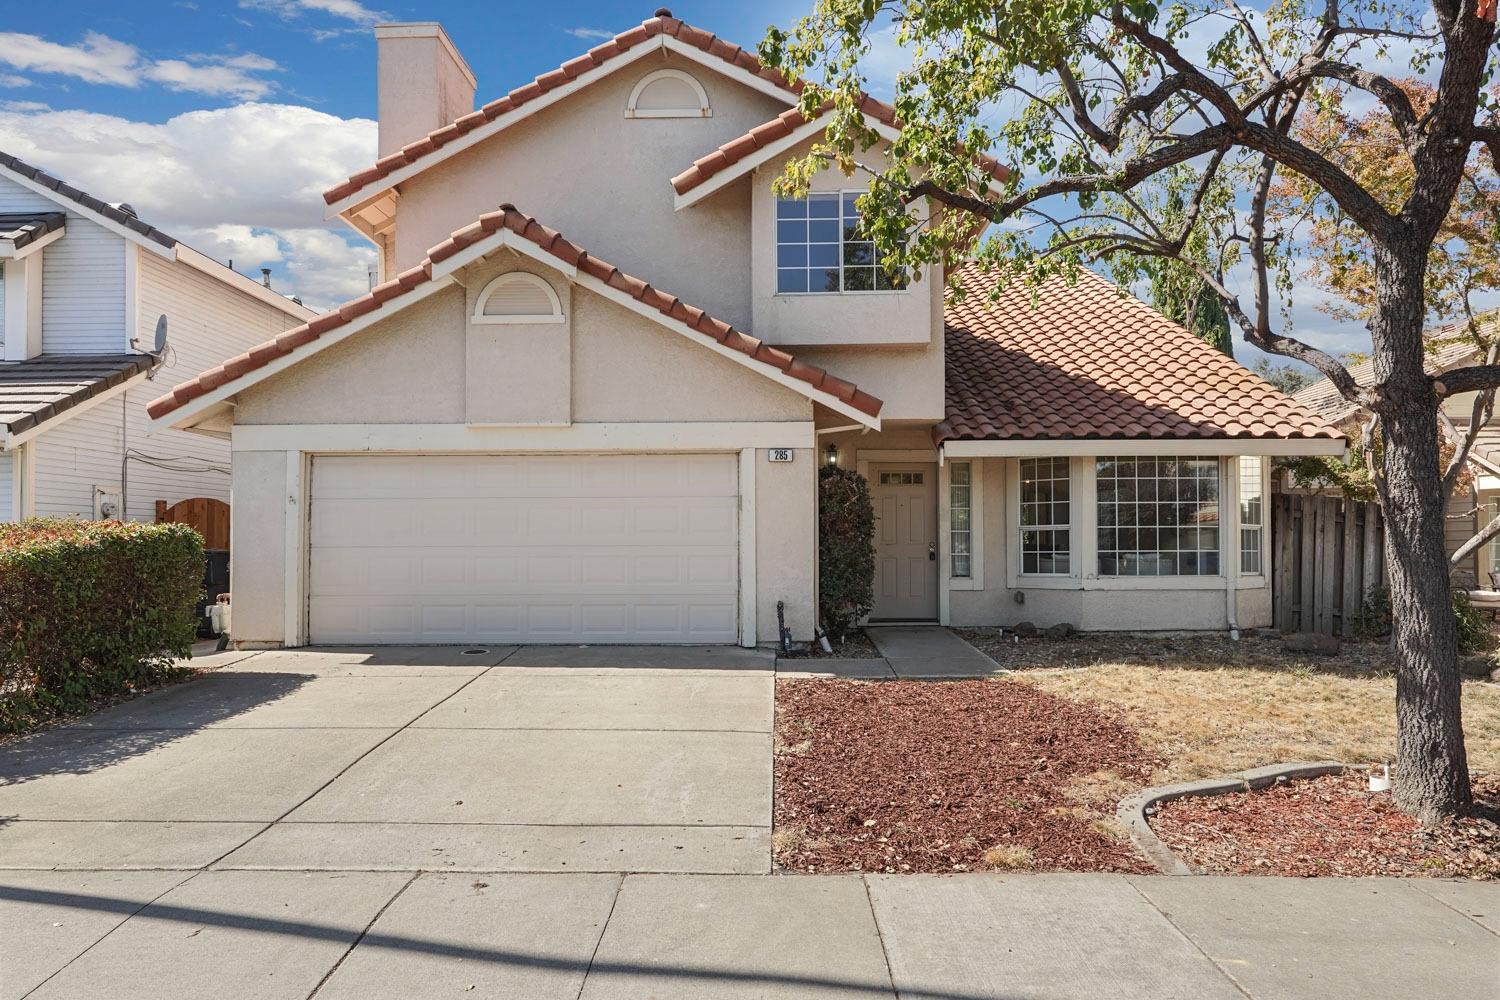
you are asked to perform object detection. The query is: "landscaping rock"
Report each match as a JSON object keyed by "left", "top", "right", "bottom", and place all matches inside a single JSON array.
[
  {"left": 1459, "top": 654, "right": 1495, "bottom": 679},
  {"left": 1282, "top": 632, "right": 1341, "bottom": 656},
  {"left": 1044, "top": 623, "right": 1077, "bottom": 639},
  {"left": 1012, "top": 621, "right": 1037, "bottom": 638},
  {"left": 1490, "top": 666, "right": 1500, "bottom": 683}
]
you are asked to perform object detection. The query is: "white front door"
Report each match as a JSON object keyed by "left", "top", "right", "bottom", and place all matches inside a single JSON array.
[
  {"left": 870, "top": 464, "right": 939, "bottom": 620},
  {"left": 307, "top": 453, "right": 739, "bottom": 644}
]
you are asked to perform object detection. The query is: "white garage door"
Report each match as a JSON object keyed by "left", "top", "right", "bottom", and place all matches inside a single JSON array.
[{"left": 308, "top": 454, "right": 739, "bottom": 644}]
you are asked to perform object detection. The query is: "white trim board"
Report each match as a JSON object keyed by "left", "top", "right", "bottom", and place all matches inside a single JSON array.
[
  {"left": 738, "top": 448, "right": 757, "bottom": 647},
  {"left": 942, "top": 438, "right": 1346, "bottom": 458},
  {"left": 326, "top": 33, "right": 798, "bottom": 218},
  {"left": 0, "top": 223, "right": 64, "bottom": 260},
  {"left": 2, "top": 370, "right": 150, "bottom": 451},
  {"left": 231, "top": 421, "right": 816, "bottom": 454}
]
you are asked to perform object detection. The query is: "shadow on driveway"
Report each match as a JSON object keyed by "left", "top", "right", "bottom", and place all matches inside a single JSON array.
[{"left": 0, "top": 672, "right": 311, "bottom": 786}]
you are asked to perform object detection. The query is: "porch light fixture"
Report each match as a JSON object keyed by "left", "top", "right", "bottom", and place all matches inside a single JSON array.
[{"left": 825, "top": 444, "right": 839, "bottom": 467}]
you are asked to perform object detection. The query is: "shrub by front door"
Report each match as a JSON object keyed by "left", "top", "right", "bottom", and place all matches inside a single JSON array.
[{"left": 870, "top": 464, "right": 939, "bottom": 620}]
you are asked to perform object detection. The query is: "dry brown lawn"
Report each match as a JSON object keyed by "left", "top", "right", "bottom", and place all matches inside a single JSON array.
[{"left": 1015, "top": 661, "right": 1500, "bottom": 784}]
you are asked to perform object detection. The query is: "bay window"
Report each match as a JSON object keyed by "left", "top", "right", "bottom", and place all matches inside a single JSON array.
[
  {"left": 1097, "top": 457, "right": 1220, "bottom": 576},
  {"left": 1238, "top": 456, "right": 1264, "bottom": 575},
  {"left": 1020, "top": 457, "right": 1071, "bottom": 575}
]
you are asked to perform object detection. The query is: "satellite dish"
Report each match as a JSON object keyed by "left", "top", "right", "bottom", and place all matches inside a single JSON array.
[{"left": 144, "top": 314, "right": 172, "bottom": 379}]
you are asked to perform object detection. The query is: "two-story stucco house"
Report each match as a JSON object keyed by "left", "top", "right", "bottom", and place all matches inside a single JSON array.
[
  {"left": 0, "top": 151, "right": 313, "bottom": 526},
  {"left": 147, "top": 12, "right": 1344, "bottom": 649}
]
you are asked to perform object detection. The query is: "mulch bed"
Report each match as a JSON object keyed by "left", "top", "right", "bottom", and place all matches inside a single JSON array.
[
  {"left": 774, "top": 678, "right": 1161, "bottom": 873},
  {"left": 1152, "top": 772, "right": 1500, "bottom": 878}
]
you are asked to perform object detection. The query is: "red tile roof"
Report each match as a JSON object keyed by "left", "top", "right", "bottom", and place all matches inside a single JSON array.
[
  {"left": 323, "top": 14, "right": 805, "bottom": 207},
  {"left": 147, "top": 204, "right": 883, "bottom": 421},
  {"left": 670, "top": 102, "right": 1011, "bottom": 197},
  {"left": 936, "top": 262, "right": 1342, "bottom": 445}
]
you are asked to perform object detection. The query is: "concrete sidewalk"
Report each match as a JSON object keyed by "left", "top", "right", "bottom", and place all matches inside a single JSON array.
[
  {"left": 865, "top": 626, "right": 1001, "bottom": 677},
  {"left": 3, "top": 871, "right": 1493, "bottom": 999}
]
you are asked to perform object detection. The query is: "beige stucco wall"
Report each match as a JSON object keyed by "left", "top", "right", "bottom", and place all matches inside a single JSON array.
[
  {"left": 229, "top": 450, "right": 287, "bottom": 646},
  {"left": 223, "top": 253, "right": 821, "bottom": 647},
  {"left": 393, "top": 52, "right": 788, "bottom": 330},
  {"left": 756, "top": 447, "right": 816, "bottom": 643}
]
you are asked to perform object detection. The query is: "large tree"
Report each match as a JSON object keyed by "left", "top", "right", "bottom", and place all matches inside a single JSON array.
[{"left": 761, "top": 0, "right": 1500, "bottom": 821}]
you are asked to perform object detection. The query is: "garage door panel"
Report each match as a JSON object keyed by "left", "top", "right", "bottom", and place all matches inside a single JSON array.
[{"left": 309, "top": 455, "right": 739, "bottom": 644}]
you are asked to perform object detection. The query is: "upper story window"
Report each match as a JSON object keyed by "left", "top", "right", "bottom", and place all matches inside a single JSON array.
[
  {"left": 1097, "top": 457, "right": 1221, "bottom": 576},
  {"left": 625, "top": 69, "right": 712, "bottom": 118},
  {"left": 473, "top": 272, "right": 564, "bottom": 325},
  {"left": 776, "top": 192, "right": 906, "bottom": 294}
]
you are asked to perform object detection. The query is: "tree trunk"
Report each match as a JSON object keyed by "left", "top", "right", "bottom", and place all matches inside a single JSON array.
[{"left": 1372, "top": 247, "right": 1472, "bottom": 823}]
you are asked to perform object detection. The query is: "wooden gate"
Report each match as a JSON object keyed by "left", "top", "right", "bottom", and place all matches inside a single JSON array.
[
  {"left": 155, "top": 497, "right": 230, "bottom": 550},
  {"left": 1272, "top": 493, "right": 1383, "bottom": 636}
]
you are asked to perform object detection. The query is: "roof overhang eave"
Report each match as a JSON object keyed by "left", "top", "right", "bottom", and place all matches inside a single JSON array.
[{"left": 940, "top": 436, "right": 1347, "bottom": 458}]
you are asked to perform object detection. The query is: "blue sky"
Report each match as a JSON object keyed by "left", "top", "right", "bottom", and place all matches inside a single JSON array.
[{"left": 0, "top": 1, "right": 1377, "bottom": 370}]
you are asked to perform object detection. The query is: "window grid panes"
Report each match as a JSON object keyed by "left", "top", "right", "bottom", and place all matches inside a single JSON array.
[
  {"left": 1020, "top": 457, "right": 1071, "bottom": 575},
  {"left": 1238, "top": 456, "right": 1264, "bottom": 575},
  {"left": 776, "top": 192, "right": 905, "bottom": 293},
  {"left": 1097, "top": 457, "right": 1221, "bottom": 576},
  {"left": 950, "top": 463, "right": 972, "bottom": 578}
]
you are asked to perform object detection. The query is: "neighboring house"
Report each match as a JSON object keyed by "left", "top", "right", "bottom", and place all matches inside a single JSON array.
[
  {"left": 0, "top": 152, "right": 314, "bottom": 528},
  {"left": 1292, "top": 318, "right": 1499, "bottom": 588},
  {"left": 148, "top": 12, "right": 1342, "bottom": 648}
]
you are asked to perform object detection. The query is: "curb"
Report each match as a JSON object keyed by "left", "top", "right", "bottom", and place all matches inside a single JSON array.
[{"left": 1117, "top": 761, "right": 1347, "bottom": 875}]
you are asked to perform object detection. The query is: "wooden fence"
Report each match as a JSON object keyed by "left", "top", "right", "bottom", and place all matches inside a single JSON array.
[{"left": 1271, "top": 493, "right": 1384, "bottom": 636}]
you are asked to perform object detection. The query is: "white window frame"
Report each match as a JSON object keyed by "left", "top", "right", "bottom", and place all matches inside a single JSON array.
[
  {"left": 1237, "top": 455, "right": 1266, "bottom": 578},
  {"left": 939, "top": 458, "right": 984, "bottom": 595},
  {"left": 949, "top": 461, "right": 974, "bottom": 581},
  {"left": 625, "top": 68, "right": 712, "bottom": 118},
  {"left": 1018, "top": 456, "right": 1073, "bottom": 577},
  {"left": 774, "top": 189, "right": 910, "bottom": 297},
  {"left": 472, "top": 272, "right": 565, "bottom": 325},
  {"left": 1095, "top": 456, "right": 1224, "bottom": 578}
]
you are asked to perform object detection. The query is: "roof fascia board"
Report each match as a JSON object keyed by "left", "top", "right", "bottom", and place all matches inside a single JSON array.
[
  {"left": 174, "top": 245, "right": 318, "bottom": 320},
  {"left": 674, "top": 115, "right": 903, "bottom": 210},
  {"left": 2, "top": 367, "right": 150, "bottom": 451},
  {"left": 429, "top": 229, "right": 579, "bottom": 282},
  {"left": 941, "top": 438, "right": 1346, "bottom": 458},
  {"left": 151, "top": 274, "right": 458, "bottom": 433},
  {"left": 0, "top": 163, "right": 175, "bottom": 259},
  {"left": 0, "top": 223, "right": 65, "bottom": 260},
  {"left": 325, "top": 36, "right": 798, "bottom": 218}
]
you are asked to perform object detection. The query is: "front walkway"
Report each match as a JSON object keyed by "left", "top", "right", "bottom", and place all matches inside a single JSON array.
[{"left": 1, "top": 646, "right": 1494, "bottom": 998}]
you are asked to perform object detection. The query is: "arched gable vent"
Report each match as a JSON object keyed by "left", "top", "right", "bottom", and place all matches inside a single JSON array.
[
  {"left": 626, "top": 68, "right": 712, "bottom": 118},
  {"left": 473, "top": 272, "right": 564, "bottom": 324}
]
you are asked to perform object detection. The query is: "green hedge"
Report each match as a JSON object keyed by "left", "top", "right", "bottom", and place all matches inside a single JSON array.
[
  {"left": 0, "top": 518, "right": 203, "bottom": 728},
  {"left": 818, "top": 466, "right": 875, "bottom": 645}
]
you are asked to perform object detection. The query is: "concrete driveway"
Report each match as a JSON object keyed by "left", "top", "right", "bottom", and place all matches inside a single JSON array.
[
  {"left": 0, "top": 645, "right": 775, "bottom": 875},
  {"left": 1, "top": 645, "right": 1495, "bottom": 999}
]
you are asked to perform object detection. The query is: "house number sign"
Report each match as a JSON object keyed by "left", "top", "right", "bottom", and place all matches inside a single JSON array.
[{"left": 767, "top": 448, "right": 794, "bottom": 462}]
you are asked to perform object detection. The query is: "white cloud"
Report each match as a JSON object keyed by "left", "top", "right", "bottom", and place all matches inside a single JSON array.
[
  {"left": 241, "top": 0, "right": 388, "bottom": 26},
  {"left": 0, "top": 31, "right": 139, "bottom": 86},
  {"left": 0, "top": 31, "right": 281, "bottom": 98},
  {"left": 0, "top": 74, "right": 33, "bottom": 88},
  {"left": 564, "top": 28, "right": 617, "bottom": 41},
  {"left": 0, "top": 102, "right": 378, "bottom": 309}
]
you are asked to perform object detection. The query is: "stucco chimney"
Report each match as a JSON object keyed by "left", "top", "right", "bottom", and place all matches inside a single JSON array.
[{"left": 374, "top": 23, "right": 477, "bottom": 158}]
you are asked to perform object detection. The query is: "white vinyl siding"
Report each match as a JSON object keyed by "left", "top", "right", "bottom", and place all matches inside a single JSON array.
[
  {"left": 308, "top": 454, "right": 740, "bottom": 644},
  {"left": 0, "top": 261, "right": 6, "bottom": 345},
  {"left": 0, "top": 450, "right": 13, "bottom": 521},
  {"left": 0, "top": 175, "right": 128, "bottom": 354}
]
